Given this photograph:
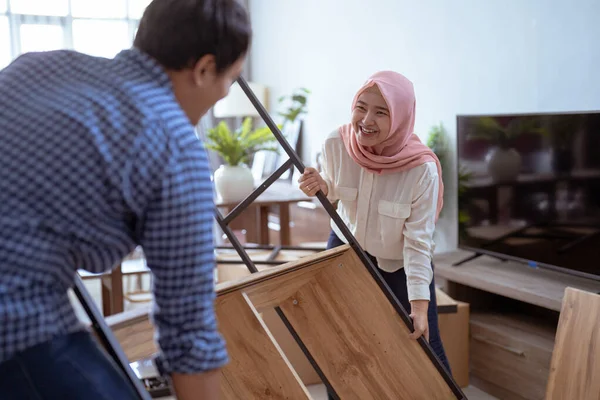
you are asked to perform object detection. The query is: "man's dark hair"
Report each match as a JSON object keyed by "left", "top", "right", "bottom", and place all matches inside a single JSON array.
[{"left": 134, "top": 0, "right": 251, "bottom": 73}]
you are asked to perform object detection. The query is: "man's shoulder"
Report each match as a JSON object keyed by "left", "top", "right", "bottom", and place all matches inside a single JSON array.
[{"left": 7, "top": 49, "right": 109, "bottom": 73}]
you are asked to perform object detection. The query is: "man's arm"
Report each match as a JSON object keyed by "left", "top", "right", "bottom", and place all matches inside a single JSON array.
[{"left": 136, "top": 137, "right": 227, "bottom": 399}]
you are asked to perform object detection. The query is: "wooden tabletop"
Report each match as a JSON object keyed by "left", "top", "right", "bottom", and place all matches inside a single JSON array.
[{"left": 215, "top": 180, "right": 310, "bottom": 207}]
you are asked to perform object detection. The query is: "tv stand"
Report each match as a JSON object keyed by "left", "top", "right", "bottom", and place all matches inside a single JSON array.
[
  {"left": 452, "top": 224, "right": 533, "bottom": 267},
  {"left": 434, "top": 249, "right": 600, "bottom": 400},
  {"left": 451, "top": 251, "right": 507, "bottom": 266},
  {"left": 455, "top": 221, "right": 600, "bottom": 267}
]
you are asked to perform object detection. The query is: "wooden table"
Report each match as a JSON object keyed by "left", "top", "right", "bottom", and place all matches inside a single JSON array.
[
  {"left": 216, "top": 180, "right": 310, "bottom": 245},
  {"left": 79, "top": 257, "right": 147, "bottom": 316},
  {"left": 92, "top": 180, "right": 311, "bottom": 316}
]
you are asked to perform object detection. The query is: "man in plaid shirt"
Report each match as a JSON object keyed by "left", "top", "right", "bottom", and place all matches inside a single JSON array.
[{"left": 0, "top": 0, "right": 251, "bottom": 398}]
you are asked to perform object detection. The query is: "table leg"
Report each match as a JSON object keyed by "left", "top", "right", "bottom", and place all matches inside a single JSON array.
[
  {"left": 260, "top": 205, "right": 270, "bottom": 244},
  {"left": 279, "top": 204, "right": 291, "bottom": 246},
  {"left": 101, "top": 264, "right": 124, "bottom": 316}
]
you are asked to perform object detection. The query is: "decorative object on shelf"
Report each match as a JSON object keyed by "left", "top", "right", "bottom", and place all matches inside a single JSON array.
[
  {"left": 427, "top": 122, "right": 472, "bottom": 239},
  {"left": 485, "top": 146, "right": 522, "bottom": 182},
  {"left": 206, "top": 117, "right": 279, "bottom": 202},
  {"left": 468, "top": 116, "right": 546, "bottom": 183}
]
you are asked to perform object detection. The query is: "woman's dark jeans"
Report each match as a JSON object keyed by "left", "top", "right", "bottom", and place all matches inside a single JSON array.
[{"left": 326, "top": 230, "right": 452, "bottom": 398}]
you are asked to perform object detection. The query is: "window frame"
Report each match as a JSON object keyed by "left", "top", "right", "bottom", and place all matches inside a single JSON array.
[{"left": 1, "top": 0, "right": 145, "bottom": 64}]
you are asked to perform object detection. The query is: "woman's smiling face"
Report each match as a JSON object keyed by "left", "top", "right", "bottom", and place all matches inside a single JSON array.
[{"left": 351, "top": 84, "right": 391, "bottom": 147}]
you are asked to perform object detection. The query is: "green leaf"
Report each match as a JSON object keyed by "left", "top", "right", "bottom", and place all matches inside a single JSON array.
[
  {"left": 204, "top": 118, "right": 279, "bottom": 166},
  {"left": 238, "top": 117, "right": 253, "bottom": 138},
  {"left": 277, "top": 88, "right": 311, "bottom": 124},
  {"left": 292, "top": 94, "right": 307, "bottom": 105}
]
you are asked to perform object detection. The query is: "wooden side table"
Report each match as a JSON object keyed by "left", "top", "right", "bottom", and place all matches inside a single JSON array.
[
  {"left": 93, "top": 181, "right": 312, "bottom": 316},
  {"left": 215, "top": 180, "right": 310, "bottom": 246}
]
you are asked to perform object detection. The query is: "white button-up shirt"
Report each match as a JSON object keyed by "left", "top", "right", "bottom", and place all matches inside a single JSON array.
[{"left": 321, "top": 130, "right": 439, "bottom": 301}]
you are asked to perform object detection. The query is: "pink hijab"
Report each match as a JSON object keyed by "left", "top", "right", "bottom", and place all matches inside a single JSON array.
[{"left": 338, "top": 71, "right": 444, "bottom": 221}]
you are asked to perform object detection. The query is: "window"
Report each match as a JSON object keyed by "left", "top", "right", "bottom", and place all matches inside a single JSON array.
[
  {"left": 128, "top": 0, "right": 152, "bottom": 19},
  {"left": 10, "top": 0, "right": 69, "bottom": 17},
  {"left": 72, "top": 19, "right": 129, "bottom": 58},
  {"left": 3, "top": 1, "right": 144, "bottom": 65},
  {"left": 71, "top": 0, "right": 127, "bottom": 19},
  {"left": 19, "top": 23, "right": 65, "bottom": 54},
  {"left": 0, "top": 16, "right": 10, "bottom": 69}
]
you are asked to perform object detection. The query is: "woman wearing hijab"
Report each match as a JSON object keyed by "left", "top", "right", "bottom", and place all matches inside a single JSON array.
[{"left": 298, "top": 71, "right": 451, "bottom": 380}]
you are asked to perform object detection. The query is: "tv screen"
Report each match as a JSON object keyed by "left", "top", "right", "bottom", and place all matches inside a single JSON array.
[{"left": 456, "top": 111, "right": 600, "bottom": 281}]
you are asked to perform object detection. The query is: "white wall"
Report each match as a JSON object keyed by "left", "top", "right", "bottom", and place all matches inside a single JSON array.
[{"left": 248, "top": 0, "right": 600, "bottom": 252}]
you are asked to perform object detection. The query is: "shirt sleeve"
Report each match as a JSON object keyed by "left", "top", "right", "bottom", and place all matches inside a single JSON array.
[
  {"left": 320, "top": 139, "right": 338, "bottom": 202},
  {"left": 402, "top": 165, "right": 439, "bottom": 302},
  {"left": 135, "top": 137, "right": 228, "bottom": 374}
]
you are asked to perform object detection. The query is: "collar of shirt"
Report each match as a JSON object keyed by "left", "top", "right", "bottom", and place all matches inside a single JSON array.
[{"left": 115, "top": 47, "right": 172, "bottom": 90}]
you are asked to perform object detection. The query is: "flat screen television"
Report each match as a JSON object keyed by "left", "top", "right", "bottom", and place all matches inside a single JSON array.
[{"left": 456, "top": 111, "right": 600, "bottom": 282}]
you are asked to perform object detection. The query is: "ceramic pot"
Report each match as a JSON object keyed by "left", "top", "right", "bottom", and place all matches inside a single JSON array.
[
  {"left": 485, "top": 147, "right": 522, "bottom": 183},
  {"left": 214, "top": 164, "right": 255, "bottom": 202}
]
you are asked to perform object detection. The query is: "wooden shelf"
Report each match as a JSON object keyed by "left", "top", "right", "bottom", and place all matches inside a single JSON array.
[{"left": 433, "top": 249, "right": 600, "bottom": 312}]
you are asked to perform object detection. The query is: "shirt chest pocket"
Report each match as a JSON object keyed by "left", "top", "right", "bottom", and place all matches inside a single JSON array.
[{"left": 378, "top": 200, "right": 411, "bottom": 245}]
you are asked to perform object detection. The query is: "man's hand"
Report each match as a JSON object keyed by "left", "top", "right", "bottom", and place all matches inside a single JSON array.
[
  {"left": 298, "top": 167, "right": 328, "bottom": 197},
  {"left": 408, "top": 300, "right": 429, "bottom": 341}
]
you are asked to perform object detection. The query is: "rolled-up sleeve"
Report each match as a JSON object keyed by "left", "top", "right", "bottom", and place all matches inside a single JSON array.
[
  {"left": 137, "top": 139, "right": 228, "bottom": 374},
  {"left": 402, "top": 166, "right": 438, "bottom": 302},
  {"left": 321, "top": 140, "right": 338, "bottom": 202}
]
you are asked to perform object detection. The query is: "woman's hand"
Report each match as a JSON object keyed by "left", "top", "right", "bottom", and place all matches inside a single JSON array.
[
  {"left": 408, "top": 300, "right": 429, "bottom": 341},
  {"left": 298, "top": 167, "right": 328, "bottom": 196}
]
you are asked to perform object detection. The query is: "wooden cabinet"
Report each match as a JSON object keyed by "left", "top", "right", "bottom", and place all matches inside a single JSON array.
[
  {"left": 469, "top": 313, "right": 555, "bottom": 400},
  {"left": 438, "top": 298, "right": 470, "bottom": 388}
]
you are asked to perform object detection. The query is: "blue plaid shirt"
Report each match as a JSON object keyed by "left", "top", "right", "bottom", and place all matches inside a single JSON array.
[{"left": 0, "top": 48, "right": 228, "bottom": 374}]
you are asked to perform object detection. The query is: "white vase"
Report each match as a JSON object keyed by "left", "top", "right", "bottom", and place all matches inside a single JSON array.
[
  {"left": 214, "top": 164, "right": 255, "bottom": 202},
  {"left": 485, "top": 147, "right": 522, "bottom": 183}
]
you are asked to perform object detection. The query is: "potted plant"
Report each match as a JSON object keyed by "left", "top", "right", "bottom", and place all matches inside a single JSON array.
[
  {"left": 257, "top": 87, "right": 311, "bottom": 180},
  {"left": 206, "top": 117, "right": 279, "bottom": 202},
  {"left": 277, "top": 87, "right": 311, "bottom": 124},
  {"left": 427, "top": 122, "right": 473, "bottom": 239},
  {"left": 426, "top": 122, "right": 451, "bottom": 219},
  {"left": 468, "top": 116, "right": 546, "bottom": 182}
]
